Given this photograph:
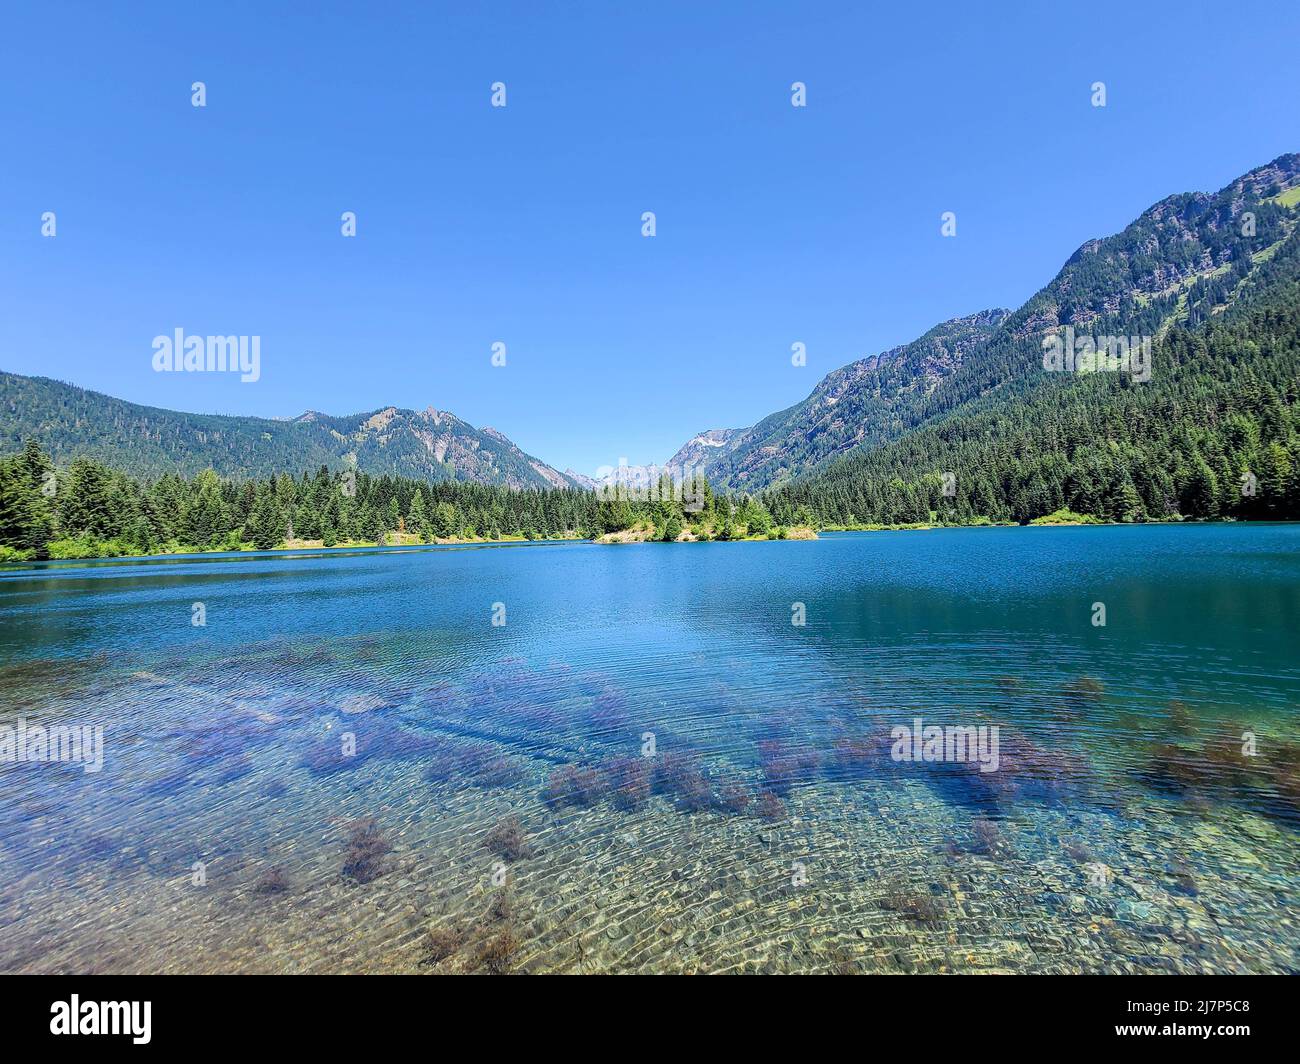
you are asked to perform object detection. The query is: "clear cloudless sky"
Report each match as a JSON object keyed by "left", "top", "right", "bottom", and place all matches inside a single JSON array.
[{"left": 2, "top": 1, "right": 1298, "bottom": 475}]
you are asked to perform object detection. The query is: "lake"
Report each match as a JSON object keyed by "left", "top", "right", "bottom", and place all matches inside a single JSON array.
[{"left": 1, "top": 525, "right": 1297, "bottom": 973}]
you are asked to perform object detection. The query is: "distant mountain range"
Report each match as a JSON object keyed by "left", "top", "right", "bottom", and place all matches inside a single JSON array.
[
  {"left": 3, "top": 153, "right": 1298, "bottom": 509},
  {"left": 0, "top": 374, "right": 582, "bottom": 490},
  {"left": 664, "top": 309, "right": 1011, "bottom": 489}
]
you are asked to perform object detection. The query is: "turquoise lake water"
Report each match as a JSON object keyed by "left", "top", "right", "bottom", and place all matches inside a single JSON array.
[{"left": 0, "top": 525, "right": 1297, "bottom": 973}]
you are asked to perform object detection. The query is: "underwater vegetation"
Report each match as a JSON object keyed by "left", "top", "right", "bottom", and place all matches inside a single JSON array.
[
  {"left": 1165, "top": 699, "right": 1196, "bottom": 737},
  {"left": 1141, "top": 724, "right": 1300, "bottom": 823},
  {"left": 175, "top": 718, "right": 272, "bottom": 763},
  {"left": 301, "top": 717, "right": 438, "bottom": 776},
  {"left": 1069, "top": 676, "right": 1105, "bottom": 697},
  {"left": 754, "top": 791, "right": 786, "bottom": 821},
  {"left": 0, "top": 651, "right": 113, "bottom": 710},
  {"left": 425, "top": 743, "right": 474, "bottom": 784},
  {"left": 471, "top": 930, "right": 521, "bottom": 975},
  {"left": 424, "top": 924, "right": 467, "bottom": 966},
  {"left": 543, "top": 764, "right": 610, "bottom": 808},
  {"left": 420, "top": 887, "right": 528, "bottom": 973},
  {"left": 214, "top": 753, "right": 254, "bottom": 785},
  {"left": 484, "top": 888, "right": 516, "bottom": 924},
  {"left": 1145, "top": 728, "right": 1256, "bottom": 790},
  {"left": 80, "top": 833, "right": 125, "bottom": 867},
  {"left": 967, "top": 815, "right": 1013, "bottom": 858},
  {"left": 978, "top": 735, "right": 1094, "bottom": 806},
  {"left": 879, "top": 887, "right": 946, "bottom": 926},
  {"left": 717, "top": 783, "right": 753, "bottom": 815},
  {"left": 472, "top": 755, "right": 526, "bottom": 788},
  {"left": 901, "top": 731, "right": 1094, "bottom": 810},
  {"left": 654, "top": 752, "right": 713, "bottom": 811},
  {"left": 266, "top": 643, "right": 338, "bottom": 670},
  {"left": 253, "top": 865, "right": 290, "bottom": 894},
  {"left": 539, "top": 752, "right": 797, "bottom": 821},
  {"left": 757, "top": 739, "right": 821, "bottom": 798},
  {"left": 584, "top": 689, "right": 631, "bottom": 738},
  {"left": 830, "top": 736, "right": 879, "bottom": 780},
  {"left": 1275, "top": 756, "right": 1300, "bottom": 815},
  {"left": 425, "top": 738, "right": 531, "bottom": 789},
  {"left": 605, "top": 757, "right": 652, "bottom": 810},
  {"left": 464, "top": 666, "right": 572, "bottom": 735},
  {"left": 1045, "top": 675, "right": 1107, "bottom": 722},
  {"left": 544, "top": 752, "right": 728, "bottom": 814},
  {"left": 1062, "top": 839, "right": 1092, "bottom": 863},
  {"left": 830, "top": 726, "right": 1094, "bottom": 814},
  {"left": 420, "top": 891, "right": 525, "bottom": 972},
  {"left": 1060, "top": 676, "right": 1105, "bottom": 704},
  {"left": 339, "top": 693, "right": 397, "bottom": 716},
  {"left": 340, "top": 817, "right": 391, "bottom": 884},
  {"left": 484, "top": 816, "right": 530, "bottom": 861},
  {"left": 144, "top": 765, "right": 196, "bottom": 797},
  {"left": 1164, "top": 859, "right": 1200, "bottom": 898}
]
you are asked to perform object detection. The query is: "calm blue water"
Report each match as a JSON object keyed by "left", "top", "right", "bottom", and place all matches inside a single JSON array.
[{"left": 1, "top": 525, "right": 1298, "bottom": 973}]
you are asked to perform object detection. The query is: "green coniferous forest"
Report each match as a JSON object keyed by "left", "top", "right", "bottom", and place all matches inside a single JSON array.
[
  {"left": 764, "top": 202, "right": 1300, "bottom": 528},
  {"left": 0, "top": 454, "right": 588, "bottom": 560},
  {"left": 0, "top": 450, "right": 793, "bottom": 560}
]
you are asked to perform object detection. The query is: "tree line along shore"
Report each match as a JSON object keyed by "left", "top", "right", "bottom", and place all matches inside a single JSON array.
[{"left": 0, "top": 442, "right": 816, "bottom": 562}]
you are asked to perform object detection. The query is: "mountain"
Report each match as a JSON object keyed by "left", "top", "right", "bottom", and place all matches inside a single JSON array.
[
  {"left": 672, "top": 153, "right": 1300, "bottom": 496},
  {"left": 563, "top": 468, "right": 599, "bottom": 491},
  {"left": 5, "top": 152, "right": 1297, "bottom": 515},
  {"left": 765, "top": 154, "right": 1300, "bottom": 525},
  {"left": 668, "top": 310, "right": 1010, "bottom": 490},
  {"left": 0, "top": 372, "right": 580, "bottom": 490}
]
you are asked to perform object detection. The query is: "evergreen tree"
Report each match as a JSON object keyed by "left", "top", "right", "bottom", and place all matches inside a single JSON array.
[
  {"left": 250, "top": 493, "right": 284, "bottom": 550},
  {"left": 409, "top": 490, "right": 433, "bottom": 542},
  {"left": 60, "top": 456, "right": 116, "bottom": 537}
]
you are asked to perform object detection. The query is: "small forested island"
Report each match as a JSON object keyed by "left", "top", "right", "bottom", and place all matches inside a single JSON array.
[{"left": 0, "top": 442, "right": 815, "bottom": 562}]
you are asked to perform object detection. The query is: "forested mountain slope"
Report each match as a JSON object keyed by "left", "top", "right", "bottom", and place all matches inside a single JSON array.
[
  {"left": 669, "top": 310, "right": 1009, "bottom": 490},
  {"left": 689, "top": 153, "right": 1300, "bottom": 498},
  {"left": 0, "top": 372, "right": 577, "bottom": 490},
  {"left": 766, "top": 205, "right": 1300, "bottom": 525}
]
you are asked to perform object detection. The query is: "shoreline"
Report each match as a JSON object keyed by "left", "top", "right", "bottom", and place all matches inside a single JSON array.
[
  {"left": 0, "top": 533, "right": 586, "bottom": 567},
  {"left": 593, "top": 524, "right": 818, "bottom": 544},
  {"left": 2, "top": 517, "right": 1286, "bottom": 569}
]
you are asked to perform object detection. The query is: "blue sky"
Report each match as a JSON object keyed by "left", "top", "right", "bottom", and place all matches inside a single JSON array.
[{"left": 2, "top": 1, "right": 1298, "bottom": 476}]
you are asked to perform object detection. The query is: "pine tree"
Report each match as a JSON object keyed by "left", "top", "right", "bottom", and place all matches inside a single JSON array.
[
  {"left": 1183, "top": 462, "right": 1220, "bottom": 519},
  {"left": 408, "top": 490, "right": 433, "bottom": 542},
  {"left": 1261, "top": 441, "right": 1293, "bottom": 514},
  {"left": 250, "top": 493, "right": 284, "bottom": 550},
  {"left": 431, "top": 502, "right": 458, "bottom": 539},
  {"left": 185, "top": 469, "right": 228, "bottom": 548},
  {"left": 60, "top": 456, "right": 115, "bottom": 538}
]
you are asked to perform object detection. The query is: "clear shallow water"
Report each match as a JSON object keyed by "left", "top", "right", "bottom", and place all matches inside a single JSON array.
[{"left": 0, "top": 525, "right": 1297, "bottom": 973}]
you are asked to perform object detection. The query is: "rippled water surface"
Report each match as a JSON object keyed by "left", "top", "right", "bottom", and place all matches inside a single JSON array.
[{"left": 1, "top": 525, "right": 1298, "bottom": 973}]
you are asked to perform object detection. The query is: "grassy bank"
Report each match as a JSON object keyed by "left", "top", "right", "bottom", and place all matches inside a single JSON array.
[
  {"left": 0, "top": 530, "right": 587, "bottom": 564},
  {"left": 593, "top": 520, "right": 818, "bottom": 544},
  {"left": 820, "top": 510, "right": 1208, "bottom": 532}
]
